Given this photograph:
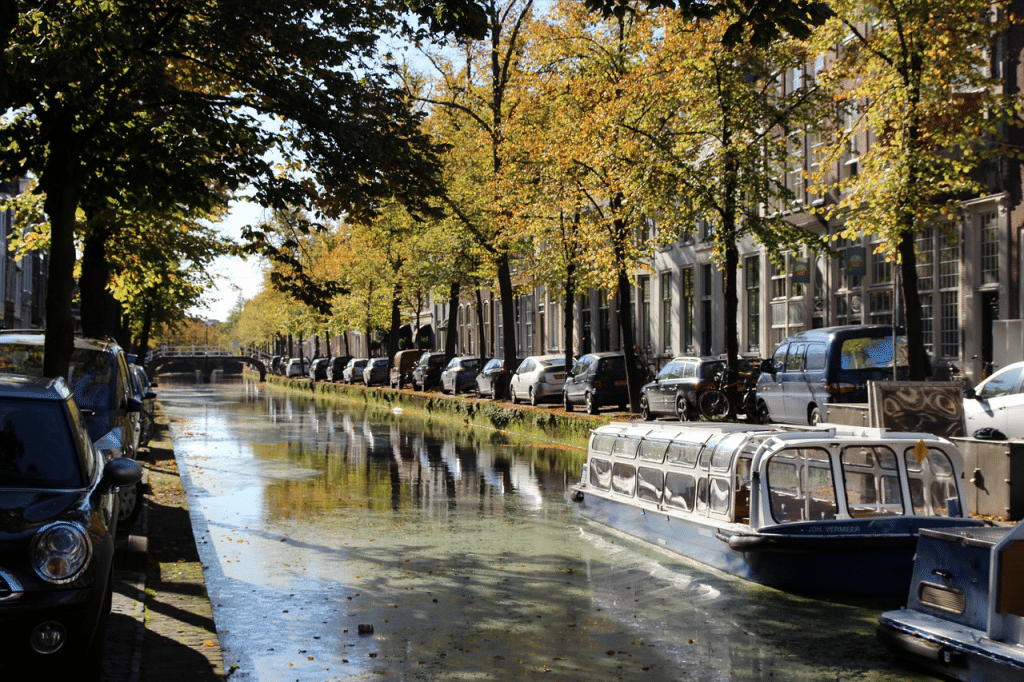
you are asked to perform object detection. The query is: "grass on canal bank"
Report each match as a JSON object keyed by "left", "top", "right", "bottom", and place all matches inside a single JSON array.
[{"left": 258, "top": 371, "right": 628, "bottom": 453}]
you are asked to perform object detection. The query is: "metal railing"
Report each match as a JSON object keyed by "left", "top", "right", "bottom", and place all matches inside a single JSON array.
[{"left": 145, "top": 345, "right": 269, "bottom": 364}]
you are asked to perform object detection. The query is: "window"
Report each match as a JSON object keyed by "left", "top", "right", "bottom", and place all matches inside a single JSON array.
[
  {"left": 980, "top": 212, "right": 999, "bottom": 286},
  {"left": 767, "top": 448, "right": 838, "bottom": 523},
  {"left": 938, "top": 230, "right": 960, "bottom": 358},
  {"left": 660, "top": 272, "right": 673, "bottom": 355},
  {"left": 637, "top": 466, "right": 664, "bottom": 503},
  {"left": 745, "top": 256, "right": 760, "bottom": 352},
  {"left": 589, "top": 458, "right": 612, "bottom": 490},
  {"left": 978, "top": 366, "right": 1023, "bottom": 399},
  {"left": 841, "top": 446, "right": 903, "bottom": 517},
  {"left": 682, "top": 268, "right": 695, "bottom": 353},
  {"left": 904, "top": 447, "right": 958, "bottom": 517},
  {"left": 612, "top": 462, "right": 637, "bottom": 496},
  {"left": 665, "top": 470, "right": 696, "bottom": 511},
  {"left": 701, "top": 264, "right": 714, "bottom": 353},
  {"left": 599, "top": 293, "right": 611, "bottom": 351},
  {"left": 639, "top": 275, "right": 651, "bottom": 353}
]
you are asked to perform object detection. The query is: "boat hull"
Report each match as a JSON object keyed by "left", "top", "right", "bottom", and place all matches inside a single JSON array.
[{"left": 574, "top": 489, "right": 979, "bottom": 594}]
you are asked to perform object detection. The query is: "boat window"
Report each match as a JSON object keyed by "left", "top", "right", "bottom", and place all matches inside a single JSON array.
[
  {"left": 840, "top": 446, "right": 904, "bottom": 517},
  {"left": 710, "top": 433, "right": 745, "bottom": 471},
  {"left": 666, "top": 441, "right": 702, "bottom": 468},
  {"left": 589, "top": 458, "right": 612, "bottom": 491},
  {"left": 700, "top": 433, "right": 726, "bottom": 468},
  {"left": 767, "top": 448, "right": 838, "bottom": 523},
  {"left": 637, "top": 466, "right": 664, "bottom": 503},
  {"left": 903, "top": 446, "right": 959, "bottom": 517},
  {"left": 709, "top": 477, "right": 730, "bottom": 515},
  {"left": 639, "top": 440, "right": 669, "bottom": 463},
  {"left": 611, "top": 462, "right": 636, "bottom": 497},
  {"left": 612, "top": 437, "right": 640, "bottom": 459},
  {"left": 591, "top": 434, "right": 616, "bottom": 454},
  {"left": 664, "top": 471, "right": 696, "bottom": 511},
  {"left": 696, "top": 476, "right": 709, "bottom": 512}
]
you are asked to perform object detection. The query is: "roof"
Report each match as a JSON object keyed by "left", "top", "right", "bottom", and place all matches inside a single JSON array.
[{"left": 0, "top": 373, "right": 72, "bottom": 401}]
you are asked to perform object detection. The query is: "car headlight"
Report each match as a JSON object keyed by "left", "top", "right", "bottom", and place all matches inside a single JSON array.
[{"left": 31, "top": 522, "right": 92, "bottom": 584}]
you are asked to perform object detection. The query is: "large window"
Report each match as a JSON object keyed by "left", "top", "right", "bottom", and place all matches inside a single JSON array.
[
  {"left": 701, "top": 264, "right": 714, "bottom": 353},
  {"left": 638, "top": 275, "right": 651, "bottom": 353},
  {"left": 682, "top": 268, "right": 695, "bottom": 353},
  {"left": 841, "top": 446, "right": 904, "bottom": 517},
  {"left": 745, "top": 256, "right": 760, "bottom": 353},
  {"left": 767, "top": 448, "right": 837, "bottom": 523},
  {"left": 980, "top": 212, "right": 999, "bottom": 286},
  {"left": 660, "top": 272, "right": 672, "bottom": 354}
]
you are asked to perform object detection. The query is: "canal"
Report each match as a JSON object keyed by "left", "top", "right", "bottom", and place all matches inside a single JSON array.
[{"left": 160, "top": 379, "right": 941, "bottom": 681}]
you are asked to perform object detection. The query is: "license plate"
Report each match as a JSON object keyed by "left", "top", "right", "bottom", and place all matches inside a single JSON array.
[
  {"left": 615, "top": 380, "right": 627, "bottom": 386},
  {"left": 553, "top": 373, "right": 565, "bottom": 381}
]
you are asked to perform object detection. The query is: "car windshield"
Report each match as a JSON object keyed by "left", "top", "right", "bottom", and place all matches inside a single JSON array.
[{"left": 0, "top": 399, "right": 82, "bottom": 488}]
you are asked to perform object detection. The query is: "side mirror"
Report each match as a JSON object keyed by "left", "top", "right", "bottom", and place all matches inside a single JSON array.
[
  {"left": 127, "top": 397, "right": 143, "bottom": 413},
  {"left": 964, "top": 387, "right": 978, "bottom": 400},
  {"left": 103, "top": 457, "right": 143, "bottom": 489}
]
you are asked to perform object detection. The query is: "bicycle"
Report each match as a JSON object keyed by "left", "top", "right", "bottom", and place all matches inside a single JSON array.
[{"left": 698, "top": 371, "right": 761, "bottom": 422}]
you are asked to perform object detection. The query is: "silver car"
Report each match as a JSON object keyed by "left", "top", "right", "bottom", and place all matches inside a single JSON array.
[{"left": 509, "top": 354, "right": 567, "bottom": 406}]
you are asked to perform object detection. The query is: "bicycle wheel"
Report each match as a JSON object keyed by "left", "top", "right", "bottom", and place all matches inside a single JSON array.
[{"left": 698, "top": 389, "right": 730, "bottom": 420}]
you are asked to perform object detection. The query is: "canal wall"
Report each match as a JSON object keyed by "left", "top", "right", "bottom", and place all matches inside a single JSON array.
[{"left": 260, "top": 373, "right": 602, "bottom": 451}]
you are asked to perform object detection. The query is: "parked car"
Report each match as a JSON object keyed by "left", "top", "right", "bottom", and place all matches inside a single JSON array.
[
  {"left": 509, "top": 354, "right": 566, "bottom": 406},
  {"left": 326, "top": 355, "right": 353, "bottom": 382},
  {"left": 0, "top": 373, "right": 143, "bottom": 671},
  {"left": 285, "top": 357, "right": 309, "bottom": 378},
  {"left": 362, "top": 357, "right": 389, "bottom": 386},
  {"left": 309, "top": 357, "right": 330, "bottom": 381},
  {"left": 755, "top": 325, "right": 911, "bottom": 426},
  {"left": 639, "top": 356, "right": 760, "bottom": 421},
  {"left": 129, "top": 364, "right": 157, "bottom": 447},
  {"left": 0, "top": 331, "right": 145, "bottom": 523},
  {"left": 476, "top": 358, "right": 510, "bottom": 399},
  {"left": 389, "top": 349, "right": 422, "bottom": 389},
  {"left": 412, "top": 352, "right": 447, "bottom": 391},
  {"left": 440, "top": 356, "right": 487, "bottom": 394},
  {"left": 270, "top": 356, "right": 284, "bottom": 375},
  {"left": 562, "top": 351, "right": 650, "bottom": 414},
  {"left": 963, "top": 360, "right": 1024, "bottom": 438},
  {"left": 342, "top": 358, "right": 368, "bottom": 384}
]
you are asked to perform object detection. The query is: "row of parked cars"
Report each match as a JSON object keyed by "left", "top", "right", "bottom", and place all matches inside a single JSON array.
[
  {"left": 279, "top": 347, "right": 661, "bottom": 415},
  {"left": 0, "top": 330, "right": 153, "bottom": 673}
]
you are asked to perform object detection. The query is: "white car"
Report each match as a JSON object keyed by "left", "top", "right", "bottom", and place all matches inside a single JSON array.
[
  {"left": 509, "top": 354, "right": 567, "bottom": 406},
  {"left": 963, "top": 361, "right": 1024, "bottom": 438}
]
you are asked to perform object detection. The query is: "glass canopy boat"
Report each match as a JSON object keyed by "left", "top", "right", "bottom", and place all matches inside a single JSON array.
[{"left": 570, "top": 422, "right": 985, "bottom": 594}]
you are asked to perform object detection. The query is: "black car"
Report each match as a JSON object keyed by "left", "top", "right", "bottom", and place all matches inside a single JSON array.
[
  {"left": 326, "top": 356, "right": 352, "bottom": 382},
  {"left": 309, "top": 358, "right": 330, "bottom": 381},
  {"left": 412, "top": 352, "right": 447, "bottom": 391},
  {"left": 476, "top": 358, "right": 509, "bottom": 399},
  {"left": 639, "top": 356, "right": 758, "bottom": 421},
  {"left": 0, "top": 374, "right": 142, "bottom": 672},
  {"left": 0, "top": 332, "right": 145, "bottom": 523},
  {"left": 440, "top": 356, "right": 487, "bottom": 394},
  {"left": 562, "top": 351, "right": 650, "bottom": 414}
]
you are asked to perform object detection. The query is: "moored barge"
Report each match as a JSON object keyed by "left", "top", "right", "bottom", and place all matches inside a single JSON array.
[{"left": 569, "top": 422, "right": 985, "bottom": 594}]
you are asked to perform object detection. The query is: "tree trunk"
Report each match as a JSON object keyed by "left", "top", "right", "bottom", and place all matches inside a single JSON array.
[
  {"left": 445, "top": 281, "right": 460, "bottom": 361},
  {"left": 898, "top": 231, "right": 930, "bottom": 379},
  {"left": 497, "top": 254, "right": 517, "bottom": 393},
  {"left": 563, "top": 261, "right": 576, "bottom": 375},
  {"left": 79, "top": 227, "right": 113, "bottom": 338},
  {"left": 475, "top": 287, "right": 486, "bottom": 357},
  {"left": 41, "top": 111, "right": 80, "bottom": 380}
]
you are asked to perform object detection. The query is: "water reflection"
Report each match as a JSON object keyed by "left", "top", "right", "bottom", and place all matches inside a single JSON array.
[{"left": 158, "top": 379, "right": 938, "bottom": 682}]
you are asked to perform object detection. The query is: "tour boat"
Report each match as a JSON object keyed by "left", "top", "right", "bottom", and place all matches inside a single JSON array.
[
  {"left": 877, "top": 522, "right": 1024, "bottom": 681},
  {"left": 569, "top": 421, "right": 985, "bottom": 594}
]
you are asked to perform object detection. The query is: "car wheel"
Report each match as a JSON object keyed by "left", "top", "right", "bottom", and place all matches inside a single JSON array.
[
  {"left": 640, "top": 396, "right": 653, "bottom": 421},
  {"left": 529, "top": 387, "right": 539, "bottom": 406},
  {"left": 117, "top": 479, "right": 142, "bottom": 525},
  {"left": 755, "top": 399, "right": 771, "bottom": 425},
  {"left": 563, "top": 392, "right": 573, "bottom": 412},
  {"left": 809, "top": 406, "right": 822, "bottom": 426},
  {"left": 676, "top": 397, "right": 689, "bottom": 421},
  {"left": 585, "top": 392, "right": 598, "bottom": 415}
]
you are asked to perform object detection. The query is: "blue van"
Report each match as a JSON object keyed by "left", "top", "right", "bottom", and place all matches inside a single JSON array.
[{"left": 754, "top": 325, "right": 909, "bottom": 425}]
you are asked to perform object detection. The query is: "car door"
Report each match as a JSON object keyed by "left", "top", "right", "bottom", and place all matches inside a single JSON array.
[
  {"left": 658, "top": 361, "right": 685, "bottom": 415},
  {"left": 513, "top": 359, "right": 534, "bottom": 399},
  {"left": 566, "top": 356, "right": 591, "bottom": 404},
  {"left": 964, "top": 365, "right": 1024, "bottom": 436},
  {"left": 758, "top": 344, "right": 789, "bottom": 420}
]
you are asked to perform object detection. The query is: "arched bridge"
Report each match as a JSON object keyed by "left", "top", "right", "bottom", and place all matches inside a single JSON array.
[{"left": 146, "top": 345, "right": 268, "bottom": 381}]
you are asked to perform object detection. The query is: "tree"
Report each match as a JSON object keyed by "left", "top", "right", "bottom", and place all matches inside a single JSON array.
[
  {"left": 809, "top": 0, "right": 1022, "bottom": 379},
  {"left": 625, "top": 10, "right": 825, "bottom": 376},
  {"left": 414, "top": 0, "right": 538, "bottom": 388},
  {"left": 2, "top": 1, "right": 483, "bottom": 379}
]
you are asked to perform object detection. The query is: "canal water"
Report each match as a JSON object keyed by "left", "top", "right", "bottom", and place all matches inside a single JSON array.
[{"left": 160, "top": 380, "right": 941, "bottom": 682}]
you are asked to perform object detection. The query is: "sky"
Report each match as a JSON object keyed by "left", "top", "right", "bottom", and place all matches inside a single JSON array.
[{"left": 187, "top": 200, "right": 268, "bottom": 323}]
